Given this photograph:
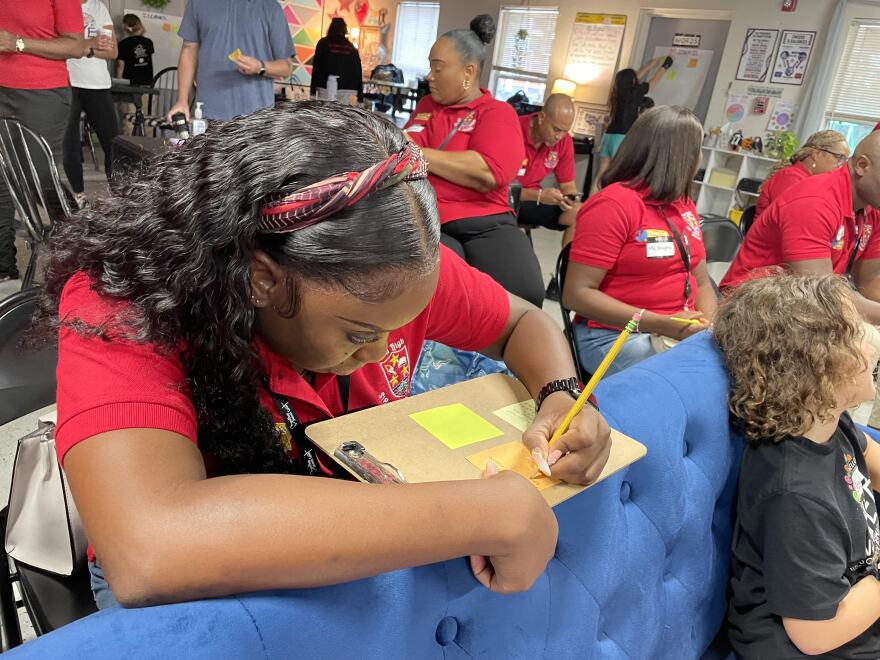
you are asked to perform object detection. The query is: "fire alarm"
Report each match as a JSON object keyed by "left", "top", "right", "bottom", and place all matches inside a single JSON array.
[{"left": 782, "top": 0, "right": 797, "bottom": 12}]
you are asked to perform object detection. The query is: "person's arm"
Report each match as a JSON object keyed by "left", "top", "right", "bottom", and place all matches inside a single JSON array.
[
  {"left": 166, "top": 41, "right": 198, "bottom": 122},
  {"left": 63, "top": 429, "right": 557, "bottom": 607},
  {"left": 91, "top": 22, "right": 117, "bottom": 61},
  {"left": 419, "top": 148, "right": 497, "bottom": 192},
  {"left": 234, "top": 55, "right": 292, "bottom": 78},
  {"left": 636, "top": 56, "right": 663, "bottom": 81},
  {"left": 563, "top": 261, "right": 707, "bottom": 339},
  {"left": 480, "top": 293, "right": 612, "bottom": 485},
  {"left": 783, "top": 577, "right": 880, "bottom": 655},
  {"left": 693, "top": 260, "right": 718, "bottom": 320},
  {"left": 0, "top": 31, "right": 86, "bottom": 60},
  {"left": 790, "top": 259, "right": 880, "bottom": 324}
]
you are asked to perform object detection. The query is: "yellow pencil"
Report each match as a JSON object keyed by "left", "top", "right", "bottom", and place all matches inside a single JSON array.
[
  {"left": 669, "top": 316, "right": 704, "bottom": 325},
  {"left": 547, "top": 313, "right": 641, "bottom": 449}
]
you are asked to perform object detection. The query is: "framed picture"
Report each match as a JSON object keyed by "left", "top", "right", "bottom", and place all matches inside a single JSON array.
[
  {"left": 358, "top": 26, "right": 381, "bottom": 79},
  {"left": 770, "top": 30, "right": 816, "bottom": 86}
]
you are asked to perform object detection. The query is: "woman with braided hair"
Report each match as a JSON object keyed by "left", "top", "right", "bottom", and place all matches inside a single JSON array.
[
  {"left": 31, "top": 101, "right": 610, "bottom": 609},
  {"left": 756, "top": 130, "right": 850, "bottom": 216}
]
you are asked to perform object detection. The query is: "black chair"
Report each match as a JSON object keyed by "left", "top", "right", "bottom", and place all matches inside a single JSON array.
[
  {"left": 0, "top": 288, "right": 97, "bottom": 650},
  {"left": 739, "top": 205, "right": 758, "bottom": 236},
  {"left": 141, "top": 67, "right": 181, "bottom": 137},
  {"left": 700, "top": 216, "right": 742, "bottom": 264},
  {"left": 555, "top": 244, "right": 587, "bottom": 383},
  {"left": 0, "top": 118, "right": 73, "bottom": 289}
]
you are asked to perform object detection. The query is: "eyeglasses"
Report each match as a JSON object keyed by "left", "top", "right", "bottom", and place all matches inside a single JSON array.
[{"left": 818, "top": 148, "right": 848, "bottom": 166}]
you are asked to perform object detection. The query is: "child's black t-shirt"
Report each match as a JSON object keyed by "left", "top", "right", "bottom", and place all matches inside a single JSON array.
[
  {"left": 728, "top": 413, "right": 880, "bottom": 659},
  {"left": 117, "top": 36, "right": 154, "bottom": 86}
]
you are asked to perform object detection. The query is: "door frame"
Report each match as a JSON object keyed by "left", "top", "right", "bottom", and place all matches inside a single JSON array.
[{"left": 628, "top": 8, "right": 735, "bottom": 69}]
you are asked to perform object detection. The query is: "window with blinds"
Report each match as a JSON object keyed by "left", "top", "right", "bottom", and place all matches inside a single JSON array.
[
  {"left": 823, "top": 20, "right": 880, "bottom": 149},
  {"left": 392, "top": 2, "right": 440, "bottom": 83},
  {"left": 491, "top": 7, "right": 559, "bottom": 103}
]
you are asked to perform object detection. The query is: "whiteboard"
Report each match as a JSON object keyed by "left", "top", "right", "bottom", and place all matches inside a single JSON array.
[
  {"left": 563, "top": 13, "right": 626, "bottom": 105},
  {"left": 648, "top": 47, "right": 714, "bottom": 111},
  {"left": 124, "top": 8, "right": 182, "bottom": 76}
]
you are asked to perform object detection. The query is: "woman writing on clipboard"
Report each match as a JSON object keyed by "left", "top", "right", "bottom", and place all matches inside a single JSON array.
[{"left": 404, "top": 15, "right": 545, "bottom": 308}]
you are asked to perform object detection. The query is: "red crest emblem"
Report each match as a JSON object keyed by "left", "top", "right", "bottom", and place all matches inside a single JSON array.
[
  {"left": 380, "top": 339, "right": 411, "bottom": 399},
  {"left": 544, "top": 150, "right": 559, "bottom": 169}
]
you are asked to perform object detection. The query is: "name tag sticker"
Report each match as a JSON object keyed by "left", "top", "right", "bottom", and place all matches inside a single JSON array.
[
  {"left": 406, "top": 125, "right": 425, "bottom": 133},
  {"left": 646, "top": 240, "right": 675, "bottom": 259},
  {"left": 415, "top": 112, "right": 432, "bottom": 121}
]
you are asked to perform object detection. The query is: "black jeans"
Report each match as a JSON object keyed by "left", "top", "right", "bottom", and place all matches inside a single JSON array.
[
  {"left": 0, "top": 87, "right": 71, "bottom": 276},
  {"left": 517, "top": 200, "right": 564, "bottom": 231},
  {"left": 63, "top": 87, "right": 119, "bottom": 192},
  {"left": 441, "top": 212, "right": 545, "bottom": 308}
]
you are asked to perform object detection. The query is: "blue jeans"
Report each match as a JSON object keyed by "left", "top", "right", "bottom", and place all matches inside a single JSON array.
[
  {"left": 574, "top": 323, "right": 658, "bottom": 376},
  {"left": 88, "top": 559, "right": 120, "bottom": 610}
]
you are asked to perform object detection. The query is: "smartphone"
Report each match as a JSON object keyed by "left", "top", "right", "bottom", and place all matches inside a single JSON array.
[{"left": 564, "top": 193, "right": 583, "bottom": 202}]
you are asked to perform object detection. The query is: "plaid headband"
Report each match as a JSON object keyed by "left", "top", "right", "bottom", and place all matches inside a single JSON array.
[{"left": 258, "top": 142, "right": 428, "bottom": 234}]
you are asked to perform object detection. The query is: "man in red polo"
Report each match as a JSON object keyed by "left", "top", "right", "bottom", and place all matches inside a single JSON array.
[
  {"left": 515, "top": 94, "right": 581, "bottom": 246},
  {"left": 721, "top": 131, "right": 880, "bottom": 322},
  {"left": 0, "top": 0, "right": 85, "bottom": 281}
]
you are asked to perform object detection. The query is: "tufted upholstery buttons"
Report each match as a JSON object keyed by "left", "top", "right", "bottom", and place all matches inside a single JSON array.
[
  {"left": 435, "top": 616, "right": 459, "bottom": 646},
  {"left": 620, "top": 481, "right": 631, "bottom": 501},
  {"left": 683, "top": 441, "right": 690, "bottom": 456}
]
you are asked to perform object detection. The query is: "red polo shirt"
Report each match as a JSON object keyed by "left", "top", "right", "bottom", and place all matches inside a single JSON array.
[
  {"left": 755, "top": 160, "right": 810, "bottom": 217},
  {"left": 0, "top": 0, "right": 83, "bottom": 90},
  {"left": 54, "top": 246, "right": 510, "bottom": 468},
  {"left": 515, "top": 113, "right": 576, "bottom": 189},
  {"left": 721, "top": 165, "right": 880, "bottom": 289},
  {"left": 570, "top": 183, "right": 706, "bottom": 330},
  {"left": 404, "top": 90, "right": 524, "bottom": 224}
]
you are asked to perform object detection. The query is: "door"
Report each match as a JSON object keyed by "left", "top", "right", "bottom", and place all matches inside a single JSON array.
[{"left": 640, "top": 18, "right": 731, "bottom": 123}]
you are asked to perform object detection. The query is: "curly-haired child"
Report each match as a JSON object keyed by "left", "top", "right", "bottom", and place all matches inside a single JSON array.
[{"left": 714, "top": 274, "right": 880, "bottom": 658}]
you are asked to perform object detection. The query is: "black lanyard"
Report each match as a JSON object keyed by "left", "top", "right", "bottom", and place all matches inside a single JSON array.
[
  {"left": 261, "top": 374, "right": 350, "bottom": 476},
  {"left": 846, "top": 210, "right": 865, "bottom": 276},
  {"left": 654, "top": 208, "right": 692, "bottom": 309}
]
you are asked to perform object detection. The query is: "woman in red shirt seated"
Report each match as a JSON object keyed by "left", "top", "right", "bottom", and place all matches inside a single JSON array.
[
  {"left": 562, "top": 106, "right": 717, "bottom": 376},
  {"left": 755, "top": 129, "right": 849, "bottom": 216},
  {"left": 404, "top": 15, "right": 544, "bottom": 308},
  {"left": 32, "top": 102, "right": 611, "bottom": 609}
]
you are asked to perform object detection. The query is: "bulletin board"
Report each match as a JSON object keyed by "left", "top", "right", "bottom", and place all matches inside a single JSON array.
[
  {"left": 124, "top": 8, "right": 182, "bottom": 75},
  {"left": 648, "top": 46, "right": 714, "bottom": 111},
  {"left": 563, "top": 13, "right": 627, "bottom": 105}
]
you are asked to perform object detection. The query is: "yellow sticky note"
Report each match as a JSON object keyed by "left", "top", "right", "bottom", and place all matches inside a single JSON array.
[
  {"left": 667, "top": 69, "right": 677, "bottom": 80},
  {"left": 467, "top": 441, "right": 559, "bottom": 491},
  {"left": 228, "top": 48, "right": 242, "bottom": 62},
  {"left": 688, "top": 58, "right": 698, "bottom": 68},
  {"left": 491, "top": 400, "right": 536, "bottom": 432},
  {"left": 409, "top": 404, "right": 503, "bottom": 449}
]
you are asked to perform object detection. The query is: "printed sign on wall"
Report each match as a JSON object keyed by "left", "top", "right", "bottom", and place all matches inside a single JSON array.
[{"left": 770, "top": 30, "right": 816, "bottom": 86}]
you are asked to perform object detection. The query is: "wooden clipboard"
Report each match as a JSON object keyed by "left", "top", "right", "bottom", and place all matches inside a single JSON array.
[{"left": 306, "top": 374, "right": 646, "bottom": 507}]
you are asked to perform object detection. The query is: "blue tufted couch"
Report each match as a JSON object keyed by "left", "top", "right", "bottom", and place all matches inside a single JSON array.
[{"left": 8, "top": 333, "right": 746, "bottom": 659}]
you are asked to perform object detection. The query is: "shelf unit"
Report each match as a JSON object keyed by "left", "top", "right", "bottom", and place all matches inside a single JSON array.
[{"left": 691, "top": 147, "right": 778, "bottom": 220}]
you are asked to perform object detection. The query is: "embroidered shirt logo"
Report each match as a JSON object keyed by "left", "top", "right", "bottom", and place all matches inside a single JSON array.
[
  {"left": 458, "top": 112, "right": 477, "bottom": 133},
  {"left": 860, "top": 223, "right": 873, "bottom": 252},
  {"left": 682, "top": 211, "right": 702, "bottom": 240},
  {"left": 844, "top": 451, "right": 880, "bottom": 563},
  {"left": 380, "top": 338, "right": 411, "bottom": 399},
  {"left": 831, "top": 224, "right": 846, "bottom": 250},
  {"left": 544, "top": 150, "right": 559, "bottom": 169}
]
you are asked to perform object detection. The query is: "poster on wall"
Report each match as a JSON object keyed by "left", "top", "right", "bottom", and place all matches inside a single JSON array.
[
  {"left": 572, "top": 105, "right": 608, "bottom": 138},
  {"left": 563, "top": 13, "right": 627, "bottom": 105},
  {"left": 724, "top": 95, "right": 749, "bottom": 123},
  {"left": 358, "top": 26, "right": 381, "bottom": 77},
  {"left": 278, "top": 0, "right": 325, "bottom": 86},
  {"left": 770, "top": 30, "right": 816, "bottom": 86},
  {"left": 648, "top": 47, "right": 714, "bottom": 111},
  {"left": 735, "top": 28, "right": 779, "bottom": 82},
  {"left": 767, "top": 100, "right": 798, "bottom": 130},
  {"left": 124, "top": 9, "right": 181, "bottom": 75}
]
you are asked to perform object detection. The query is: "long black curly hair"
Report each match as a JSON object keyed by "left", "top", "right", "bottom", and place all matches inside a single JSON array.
[{"left": 31, "top": 101, "right": 441, "bottom": 476}]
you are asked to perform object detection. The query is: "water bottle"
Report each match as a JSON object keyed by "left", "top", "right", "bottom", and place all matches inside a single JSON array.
[
  {"left": 191, "top": 102, "right": 207, "bottom": 136},
  {"left": 326, "top": 75, "right": 339, "bottom": 102}
]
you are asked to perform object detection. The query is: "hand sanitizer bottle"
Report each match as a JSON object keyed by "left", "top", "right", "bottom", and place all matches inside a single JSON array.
[
  {"left": 326, "top": 75, "right": 339, "bottom": 102},
  {"left": 191, "top": 102, "right": 207, "bottom": 136}
]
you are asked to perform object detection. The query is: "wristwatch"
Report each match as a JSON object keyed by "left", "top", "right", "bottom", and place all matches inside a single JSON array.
[
  {"left": 536, "top": 377, "right": 586, "bottom": 411},
  {"left": 14, "top": 37, "right": 25, "bottom": 53},
  {"left": 257, "top": 62, "right": 266, "bottom": 77}
]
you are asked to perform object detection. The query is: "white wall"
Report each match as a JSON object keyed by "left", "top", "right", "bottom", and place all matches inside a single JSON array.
[{"left": 106, "top": 0, "right": 187, "bottom": 25}]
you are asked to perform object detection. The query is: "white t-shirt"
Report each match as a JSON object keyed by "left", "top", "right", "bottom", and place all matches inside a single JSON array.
[{"left": 66, "top": 0, "right": 113, "bottom": 90}]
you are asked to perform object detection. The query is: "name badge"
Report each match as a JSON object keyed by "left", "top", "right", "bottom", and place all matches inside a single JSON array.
[
  {"left": 646, "top": 240, "right": 675, "bottom": 259},
  {"left": 517, "top": 167, "right": 526, "bottom": 176},
  {"left": 415, "top": 112, "right": 432, "bottom": 121},
  {"left": 406, "top": 125, "right": 425, "bottom": 133}
]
